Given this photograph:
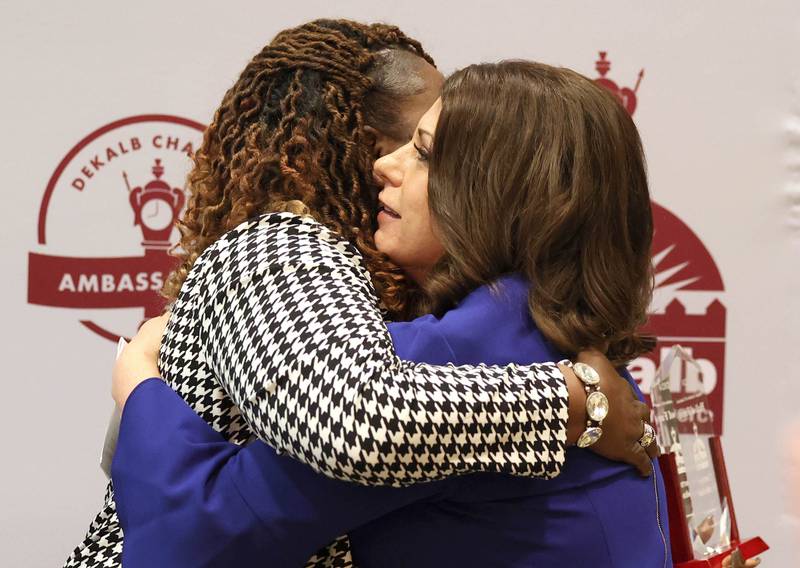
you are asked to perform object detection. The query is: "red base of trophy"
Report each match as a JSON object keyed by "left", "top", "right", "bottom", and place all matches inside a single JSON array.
[{"left": 658, "top": 437, "right": 769, "bottom": 567}]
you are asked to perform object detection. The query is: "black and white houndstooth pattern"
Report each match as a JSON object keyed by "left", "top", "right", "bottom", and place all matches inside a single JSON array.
[{"left": 64, "top": 212, "right": 569, "bottom": 567}]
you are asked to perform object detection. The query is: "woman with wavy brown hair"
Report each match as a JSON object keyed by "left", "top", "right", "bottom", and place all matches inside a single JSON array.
[
  {"left": 66, "top": 20, "right": 656, "bottom": 568},
  {"left": 362, "top": 61, "right": 750, "bottom": 566},
  {"left": 364, "top": 62, "right": 669, "bottom": 564}
]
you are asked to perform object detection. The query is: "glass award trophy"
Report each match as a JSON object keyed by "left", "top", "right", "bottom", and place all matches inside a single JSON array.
[{"left": 651, "top": 345, "right": 768, "bottom": 567}]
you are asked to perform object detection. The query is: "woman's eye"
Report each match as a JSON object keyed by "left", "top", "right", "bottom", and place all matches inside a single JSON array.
[{"left": 413, "top": 143, "right": 429, "bottom": 162}]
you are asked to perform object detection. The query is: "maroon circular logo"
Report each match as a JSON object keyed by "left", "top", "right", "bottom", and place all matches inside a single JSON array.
[{"left": 28, "top": 114, "right": 205, "bottom": 341}]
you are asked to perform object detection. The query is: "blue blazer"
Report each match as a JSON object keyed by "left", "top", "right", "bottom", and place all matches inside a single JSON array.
[{"left": 113, "top": 274, "right": 671, "bottom": 567}]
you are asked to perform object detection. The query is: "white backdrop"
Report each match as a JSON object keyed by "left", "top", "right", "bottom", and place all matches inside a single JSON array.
[{"left": 1, "top": 1, "right": 798, "bottom": 566}]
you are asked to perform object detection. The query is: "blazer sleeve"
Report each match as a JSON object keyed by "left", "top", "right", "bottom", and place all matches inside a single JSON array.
[
  {"left": 192, "top": 213, "right": 568, "bottom": 486},
  {"left": 112, "top": 379, "right": 449, "bottom": 567}
]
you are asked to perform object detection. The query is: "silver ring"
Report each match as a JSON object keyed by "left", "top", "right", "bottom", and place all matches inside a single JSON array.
[{"left": 638, "top": 423, "right": 656, "bottom": 448}]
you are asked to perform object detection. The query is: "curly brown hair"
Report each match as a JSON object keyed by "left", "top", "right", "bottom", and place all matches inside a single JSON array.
[{"left": 163, "top": 19, "right": 434, "bottom": 318}]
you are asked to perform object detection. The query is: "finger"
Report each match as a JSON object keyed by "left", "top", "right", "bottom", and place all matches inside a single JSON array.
[
  {"left": 157, "top": 313, "right": 170, "bottom": 334},
  {"left": 633, "top": 415, "right": 660, "bottom": 459},
  {"left": 645, "top": 440, "right": 660, "bottom": 460},
  {"left": 632, "top": 444, "right": 653, "bottom": 477},
  {"left": 147, "top": 315, "right": 167, "bottom": 332},
  {"left": 138, "top": 316, "right": 168, "bottom": 341},
  {"left": 636, "top": 401, "right": 651, "bottom": 424}
]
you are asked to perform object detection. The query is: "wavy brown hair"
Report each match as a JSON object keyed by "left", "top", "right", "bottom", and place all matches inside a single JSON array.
[
  {"left": 425, "top": 61, "right": 655, "bottom": 364},
  {"left": 163, "top": 19, "right": 434, "bottom": 318}
]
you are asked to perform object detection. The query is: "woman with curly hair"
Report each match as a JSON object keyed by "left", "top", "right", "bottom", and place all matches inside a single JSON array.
[{"left": 66, "top": 19, "right": 656, "bottom": 568}]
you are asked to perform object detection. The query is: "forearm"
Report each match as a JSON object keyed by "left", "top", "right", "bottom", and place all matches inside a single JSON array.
[
  {"left": 234, "top": 349, "right": 568, "bottom": 486},
  {"left": 209, "top": 266, "right": 568, "bottom": 486},
  {"left": 199, "top": 216, "right": 569, "bottom": 485}
]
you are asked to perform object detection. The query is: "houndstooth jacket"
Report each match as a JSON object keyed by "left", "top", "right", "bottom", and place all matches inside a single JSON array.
[{"left": 64, "top": 212, "right": 569, "bottom": 568}]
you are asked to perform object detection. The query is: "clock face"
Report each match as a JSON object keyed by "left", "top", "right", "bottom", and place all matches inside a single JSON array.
[{"left": 140, "top": 198, "right": 174, "bottom": 231}]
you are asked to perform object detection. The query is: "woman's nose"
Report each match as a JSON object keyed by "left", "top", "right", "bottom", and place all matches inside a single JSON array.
[{"left": 373, "top": 150, "right": 403, "bottom": 188}]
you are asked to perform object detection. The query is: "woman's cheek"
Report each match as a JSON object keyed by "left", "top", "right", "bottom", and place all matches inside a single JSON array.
[
  {"left": 375, "top": 223, "right": 401, "bottom": 257},
  {"left": 387, "top": 224, "right": 416, "bottom": 266}
]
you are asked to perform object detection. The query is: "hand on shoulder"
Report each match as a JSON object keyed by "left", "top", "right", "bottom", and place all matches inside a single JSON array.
[
  {"left": 562, "top": 349, "right": 658, "bottom": 476},
  {"left": 112, "top": 314, "right": 169, "bottom": 408}
]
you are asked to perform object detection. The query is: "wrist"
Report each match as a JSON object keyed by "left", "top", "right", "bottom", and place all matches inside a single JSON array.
[
  {"left": 115, "top": 373, "right": 160, "bottom": 409},
  {"left": 563, "top": 364, "right": 588, "bottom": 446},
  {"left": 113, "top": 352, "right": 160, "bottom": 409},
  {"left": 562, "top": 358, "right": 609, "bottom": 448}
]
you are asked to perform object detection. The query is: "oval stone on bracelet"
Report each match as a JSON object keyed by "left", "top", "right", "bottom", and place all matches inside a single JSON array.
[
  {"left": 577, "top": 427, "right": 603, "bottom": 448},
  {"left": 573, "top": 362, "right": 600, "bottom": 385},
  {"left": 586, "top": 391, "right": 609, "bottom": 422}
]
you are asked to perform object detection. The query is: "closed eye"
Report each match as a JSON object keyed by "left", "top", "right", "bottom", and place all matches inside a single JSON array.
[{"left": 413, "top": 143, "right": 429, "bottom": 163}]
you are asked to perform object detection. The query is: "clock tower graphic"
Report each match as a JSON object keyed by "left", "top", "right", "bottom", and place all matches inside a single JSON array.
[
  {"left": 28, "top": 114, "right": 204, "bottom": 341},
  {"left": 125, "top": 159, "right": 186, "bottom": 249}
]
